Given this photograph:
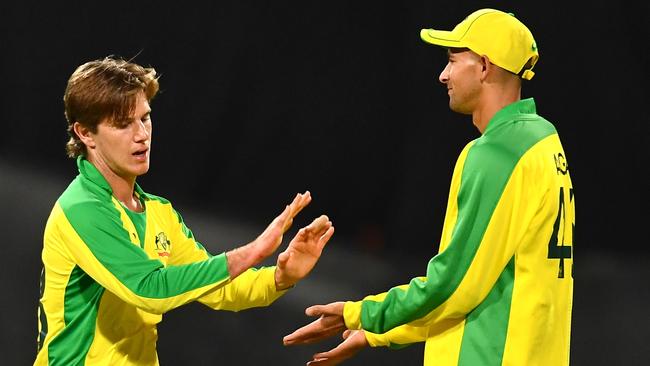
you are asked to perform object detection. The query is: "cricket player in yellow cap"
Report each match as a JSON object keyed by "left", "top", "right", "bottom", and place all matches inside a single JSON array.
[{"left": 284, "top": 8, "right": 574, "bottom": 366}]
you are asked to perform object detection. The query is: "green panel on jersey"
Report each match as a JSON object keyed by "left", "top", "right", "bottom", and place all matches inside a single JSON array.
[
  {"left": 59, "top": 162, "right": 230, "bottom": 299},
  {"left": 48, "top": 265, "right": 103, "bottom": 365},
  {"left": 457, "top": 257, "right": 515, "bottom": 365},
  {"left": 360, "top": 99, "right": 557, "bottom": 334},
  {"left": 123, "top": 206, "right": 146, "bottom": 249}
]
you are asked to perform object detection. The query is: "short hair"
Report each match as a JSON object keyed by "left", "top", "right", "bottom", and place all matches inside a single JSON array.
[{"left": 63, "top": 56, "right": 159, "bottom": 158}]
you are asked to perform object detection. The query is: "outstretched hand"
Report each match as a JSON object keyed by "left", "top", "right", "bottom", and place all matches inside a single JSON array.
[
  {"left": 283, "top": 302, "right": 346, "bottom": 345},
  {"left": 255, "top": 191, "right": 312, "bottom": 259},
  {"left": 226, "top": 191, "right": 311, "bottom": 279},
  {"left": 284, "top": 302, "right": 367, "bottom": 365},
  {"left": 306, "top": 330, "right": 368, "bottom": 365},
  {"left": 274, "top": 215, "right": 334, "bottom": 290}
]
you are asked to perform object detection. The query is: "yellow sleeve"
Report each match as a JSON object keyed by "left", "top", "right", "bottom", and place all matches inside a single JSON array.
[
  {"left": 364, "top": 324, "right": 429, "bottom": 348},
  {"left": 198, "top": 267, "right": 287, "bottom": 311},
  {"left": 167, "top": 209, "right": 287, "bottom": 311}
]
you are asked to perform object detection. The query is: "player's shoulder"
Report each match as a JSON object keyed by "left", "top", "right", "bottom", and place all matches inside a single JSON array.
[
  {"left": 141, "top": 192, "right": 172, "bottom": 205},
  {"left": 133, "top": 182, "right": 173, "bottom": 206},
  {"left": 139, "top": 191, "right": 180, "bottom": 218},
  {"left": 58, "top": 175, "right": 111, "bottom": 212}
]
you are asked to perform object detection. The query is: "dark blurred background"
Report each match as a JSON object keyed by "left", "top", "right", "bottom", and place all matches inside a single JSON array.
[{"left": 1, "top": 1, "right": 648, "bottom": 365}]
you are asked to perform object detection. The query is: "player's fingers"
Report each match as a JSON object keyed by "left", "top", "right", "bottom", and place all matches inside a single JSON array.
[
  {"left": 283, "top": 326, "right": 310, "bottom": 345},
  {"left": 307, "top": 357, "right": 335, "bottom": 366},
  {"left": 276, "top": 205, "right": 290, "bottom": 223},
  {"left": 317, "top": 226, "right": 335, "bottom": 251},
  {"left": 290, "top": 191, "right": 311, "bottom": 217},
  {"left": 311, "top": 336, "right": 361, "bottom": 366},
  {"left": 314, "top": 214, "right": 329, "bottom": 226},
  {"left": 283, "top": 192, "right": 308, "bottom": 232},
  {"left": 282, "top": 194, "right": 301, "bottom": 231},
  {"left": 285, "top": 217, "right": 294, "bottom": 229},
  {"left": 307, "top": 302, "right": 344, "bottom": 316},
  {"left": 313, "top": 350, "right": 337, "bottom": 361},
  {"left": 268, "top": 205, "right": 290, "bottom": 231},
  {"left": 315, "top": 218, "right": 332, "bottom": 236},
  {"left": 283, "top": 332, "right": 322, "bottom": 345},
  {"left": 304, "top": 215, "right": 329, "bottom": 236},
  {"left": 300, "top": 190, "right": 312, "bottom": 209},
  {"left": 296, "top": 227, "right": 307, "bottom": 240},
  {"left": 311, "top": 346, "right": 349, "bottom": 365},
  {"left": 315, "top": 340, "right": 350, "bottom": 359},
  {"left": 283, "top": 319, "right": 340, "bottom": 345},
  {"left": 289, "top": 192, "right": 301, "bottom": 210}
]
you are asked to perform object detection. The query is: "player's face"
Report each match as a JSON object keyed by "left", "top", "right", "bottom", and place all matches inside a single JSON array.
[
  {"left": 88, "top": 92, "right": 153, "bottom": 181},
  {"left": 439, "top": 49, "right": 482, "bottom": 114}
]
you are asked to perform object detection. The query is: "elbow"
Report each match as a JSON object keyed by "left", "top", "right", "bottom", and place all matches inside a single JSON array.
[{"left": 128, "top": 295, "right": 185, "bottom": 315}]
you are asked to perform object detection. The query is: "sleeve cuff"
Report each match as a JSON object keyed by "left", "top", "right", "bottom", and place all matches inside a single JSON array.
[
  {"left": 343, "top": 300, "right": 362, "bottom": 330},
  {"left": 364, "top": 331, "right": 390, "bottom": 347},
  {"left": 260, "top": 266, "right": 290, "bottom": 298}
]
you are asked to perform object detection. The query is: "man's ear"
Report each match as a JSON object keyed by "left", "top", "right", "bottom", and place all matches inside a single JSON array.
[
  {"left": 479, "top": 55, "right": 492, "bottom": 82},
  {"left": 73, "top": 122, "right": 96, "bottom": 149}
]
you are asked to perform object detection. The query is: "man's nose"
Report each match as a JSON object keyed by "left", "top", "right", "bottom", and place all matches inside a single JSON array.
[
  {"left": 133, "top": 121, "right": 150, "bottom": 141},
  {"left": 439, "top": 63, "right": 451, "bottom": 84}
]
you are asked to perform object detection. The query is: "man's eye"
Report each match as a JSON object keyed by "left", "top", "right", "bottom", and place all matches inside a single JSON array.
[{"left": 112, "top": 120, "right": 132, "bottom": 129}]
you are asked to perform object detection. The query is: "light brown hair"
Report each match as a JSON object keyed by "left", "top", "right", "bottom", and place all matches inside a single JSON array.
[{"left": 64, "top": 56, "right": 159, "bottom": 158}]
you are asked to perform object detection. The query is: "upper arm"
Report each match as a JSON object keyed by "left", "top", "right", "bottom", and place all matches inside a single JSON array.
[{"left": 57, "top": 200, "right": 231, "bottom": 314}]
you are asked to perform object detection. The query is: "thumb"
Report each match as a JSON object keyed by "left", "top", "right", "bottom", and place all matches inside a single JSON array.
[
  {"left": 305, "top": 304, "right": 326, "bottom": 317},
  {"left": 342, "top": 330, "right": 352, "bottom": 339},
  {"left": 277, "top": 251, "right": 290, "bottom": 269},
  {"left": 306, "top": 302, "right": 341, "bottom": 317}
]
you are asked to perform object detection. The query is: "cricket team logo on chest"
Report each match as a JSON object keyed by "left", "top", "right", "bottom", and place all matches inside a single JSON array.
[{"left": 154, "top": 232, "right": 172, "bottom": 257}]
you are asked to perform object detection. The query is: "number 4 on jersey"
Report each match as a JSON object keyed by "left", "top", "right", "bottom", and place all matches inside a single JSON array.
[{"left": 548, "top": 187, "right": 574, "bottom": 278}]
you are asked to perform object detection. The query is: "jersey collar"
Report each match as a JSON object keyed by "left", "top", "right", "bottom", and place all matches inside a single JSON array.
[
  {"left": 76, "top": 156, "right": 149, "bottom": 200},
  {"left": 483, "top": 98, "right": 537, "bottom": 135}
]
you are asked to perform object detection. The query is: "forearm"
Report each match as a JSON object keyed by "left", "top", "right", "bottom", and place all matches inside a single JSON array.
[{"left": 225, "top": 241, "right": 267, "bottom": 279}]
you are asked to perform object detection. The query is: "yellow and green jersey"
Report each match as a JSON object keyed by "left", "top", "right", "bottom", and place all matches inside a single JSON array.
[
  {"left": 35, "top": 157, "right": 287, "bottom": 366},
  {"left": 344, "top": 98, "right": 574, "bottom": 365}
]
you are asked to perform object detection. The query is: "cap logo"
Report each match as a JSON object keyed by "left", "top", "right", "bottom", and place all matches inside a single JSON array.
[{"left": 532, "top": 42, "right": 537, "bottom": 51}]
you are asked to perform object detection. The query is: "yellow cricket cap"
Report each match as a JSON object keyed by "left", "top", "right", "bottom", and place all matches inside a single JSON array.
[{"left": 420, "top": 9, "right": 539, "bottom": 80}]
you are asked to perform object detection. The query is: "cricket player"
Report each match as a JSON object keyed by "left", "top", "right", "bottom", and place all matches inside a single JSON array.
[
  {"left": 35, "top": 56, "right": 334, "bottom": 365},
  {"left": 283, "top": 8, "right": 574, "bottom": 365}
]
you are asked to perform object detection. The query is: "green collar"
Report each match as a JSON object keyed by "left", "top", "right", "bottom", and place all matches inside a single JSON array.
[
  {"left": 483, "top": 98, "right": 537, "bottom": 135},
  {"left": 76, "top": 156, "right": 149, "bottom": 200}
]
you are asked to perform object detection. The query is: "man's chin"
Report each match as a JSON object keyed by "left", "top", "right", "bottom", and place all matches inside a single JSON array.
[
  {"left": 133, "top": 164, "right": 150, "bottom": 177},
  {"left": 449, "top": 102, "right": 473, "bottom": 115}
]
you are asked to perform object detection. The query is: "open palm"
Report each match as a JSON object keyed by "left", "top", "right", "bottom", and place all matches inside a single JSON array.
[{"left": 275, "top": 215, "right": 334, "bottom": 290}]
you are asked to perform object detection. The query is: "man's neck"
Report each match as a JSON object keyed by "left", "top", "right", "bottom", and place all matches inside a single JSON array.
[
  {"left": 472, "top": 92, "right": 521, "bottom": 134},
  {"left": 87, "top": 155, "right": 138, "bottom": 209}
]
